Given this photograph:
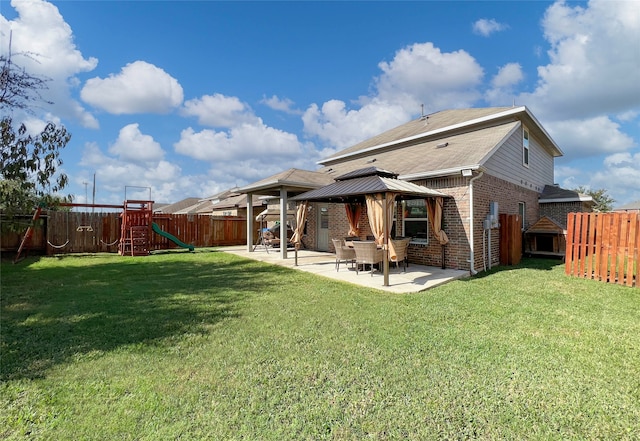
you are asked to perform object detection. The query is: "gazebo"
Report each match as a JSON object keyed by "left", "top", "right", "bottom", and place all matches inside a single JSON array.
[
  {"left": 237, "top": 168, "right": 335, "bottom": 259},
  {"left": 291, "top": 167, "right": 450, "bottom": 286}
]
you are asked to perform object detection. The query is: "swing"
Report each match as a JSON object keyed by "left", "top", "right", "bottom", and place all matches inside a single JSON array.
[
  {"left": 96, "top": 208, "right": 118, "bottom": 247},
  {"left": 100, "top": 236, "right": 119, "bottom": 246},
  {"left": 47, "top": 211, "right": 70, "bottom": 249}
]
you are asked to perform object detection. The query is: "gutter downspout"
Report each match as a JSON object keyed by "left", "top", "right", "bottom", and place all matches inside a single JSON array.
[{"left": 468, "top": 171, "right": 484, "bottom": 275}]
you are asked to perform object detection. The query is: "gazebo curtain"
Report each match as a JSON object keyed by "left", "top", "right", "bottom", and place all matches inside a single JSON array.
[
  {"left": 345, "top": 203, "right": 362, "bottom": 237},
  {"left": 365, "top": 193, "right": 395, "bottom": 246},
  {"left": 291, "top": 200, "right": 309, "bottom": 245},
  {"left": 426, "top": 196, "right": 449, "bottom": 245}
]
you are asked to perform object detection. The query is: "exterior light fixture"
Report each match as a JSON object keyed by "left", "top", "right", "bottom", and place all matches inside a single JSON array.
[{"left": 461, "top": 169, "right": 473, "bottom": 177}]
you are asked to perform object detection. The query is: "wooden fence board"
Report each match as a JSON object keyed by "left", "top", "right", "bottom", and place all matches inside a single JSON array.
[
  {"left": 565, "top": 212, "right": 638, "bottom": 287},
  {"left": 586, "top": 212, "right": 596, "bottom": 278},
  {"left": 565, "top": 213, "right": 575, "bottom": 276}
]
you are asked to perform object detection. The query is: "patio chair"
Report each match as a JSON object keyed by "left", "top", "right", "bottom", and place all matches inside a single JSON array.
[
  {"left": 332, "top": 238, "right": 355, "bottom": 272},
  {"left": 352, "top": 241, "right": 384, "bottom": 276},
  {"left": 389, "top": 237, "right": 411, "bottom": 272}
]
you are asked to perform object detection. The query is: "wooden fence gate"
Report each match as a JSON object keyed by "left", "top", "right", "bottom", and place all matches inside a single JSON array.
[
  {"left": 565, "top": 212, "right": 639, "bottom": 287},
  {"left": 499, "top": 213, "right": 522, "bottom": 266}
]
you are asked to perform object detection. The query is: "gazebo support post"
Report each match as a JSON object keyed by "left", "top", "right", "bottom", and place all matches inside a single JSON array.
[
  {"left": 280, "top": 188, "right": 288, "bottom": 259},
  {"left": 246, "top": 192, "right": 253, "bottom": 252},
  {"left": 383, "top": 194, "right": 390, "bottom": 286}
]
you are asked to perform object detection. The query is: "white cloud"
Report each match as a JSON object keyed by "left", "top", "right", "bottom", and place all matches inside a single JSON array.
[
  {"left": 108, "top": 123, "right": 165, "bottom": 163},
  {"left": 177, "top": 92, "right": 322, "bottom": 188},
  {"left": 375, "top": 42, "right": 484, "bottom": 111},
  {"left": 81, "top": 61, "right": 184, "bottom": 114},
  {"left": 546, "top": 116, "right": 636, "bottom": 159},
  {"left": 302, "top": 99, "right": 410, "bottom": 149},
  {"left": 590, "top": 151, "right": 640, "bottom": 206},
  {"left": 485, "top": 63, "right": 524, "bottom": 105},
  {"left": 261, "top": 95, "right": 301, "bottom": 115},
  {"left": 1, "top": 0, "right": 99, "bottom": 127},
  {"left": 174, "top": 121, "right": 304, "bottom": 162},
  {"left": 521, "top": 0, "right": 640, "bottom": 120},
  {"left": 181, "top": 93, "right": 259, "bottom": 128},
  {"left": 491, "top": 63, "right": 524, "bottom": 89},
  {"left": 79, "top": 141, "right": 189, "bottom": 204},
  {"left": 473, "top": 18, "right": 509, "bottom": 37},
  {"left": 303, "top": 42, "right": 484, "bottom": 148}
]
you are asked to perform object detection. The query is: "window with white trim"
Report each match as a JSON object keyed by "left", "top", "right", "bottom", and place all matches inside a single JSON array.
[
  {"left": 402, "top": 200, "right": 429, "bottom": 244},
  {"left": 523, "top": 127, "right": 530, "bottom": 167},
  {"left": 518, "top": 202, "right": 526, "bottom": 231}
]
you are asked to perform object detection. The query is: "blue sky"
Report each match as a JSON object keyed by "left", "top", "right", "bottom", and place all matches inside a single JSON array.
[{"left": 1, "top": 0, "right": 639, "bottom": 207}]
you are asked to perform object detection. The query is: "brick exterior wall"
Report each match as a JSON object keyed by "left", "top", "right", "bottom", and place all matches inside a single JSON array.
[
  {"left": 540, "top": 201, "right": 592, "bottom": 229},
  {"left": 304, "top": 173, "right": 540, "bottom": 272}
]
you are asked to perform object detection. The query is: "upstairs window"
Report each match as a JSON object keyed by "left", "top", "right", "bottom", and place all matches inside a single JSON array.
[{"left": 523, "top": 127, "right": 530, "bottom": 167}]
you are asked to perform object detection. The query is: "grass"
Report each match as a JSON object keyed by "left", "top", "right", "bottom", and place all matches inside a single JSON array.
[{"left": 1, "top": 250, "right": 639, "bottom": 440}]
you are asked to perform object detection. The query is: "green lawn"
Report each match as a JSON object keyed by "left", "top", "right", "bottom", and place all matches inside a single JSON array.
[{"left": 1, "top": 251, "right": 639, "bottom": 440}]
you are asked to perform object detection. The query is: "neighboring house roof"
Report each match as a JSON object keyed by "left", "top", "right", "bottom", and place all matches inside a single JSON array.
[
  {"left": 614, "top": 200, "right": 640, "bottom": 211},
  {"left": 209, "top": 193, "right": 263, "bottom": 210},
  {"left": 539, "top": 185, "right": 594, "bottom": 204},
  {"left": 238, "top": 168, "right": 335, "bottom": 196},
  {"left": 154, "top": 197, "right": 201, "bottom": 214},
  {"left": 200, "top": 187, "right": 241, "bottom": 203},
  {"left": 174, "top": 200, "right": 212, "bottom": 214},
  {"left": 316, "top": 106, "right": 562, "bottom": 181}
]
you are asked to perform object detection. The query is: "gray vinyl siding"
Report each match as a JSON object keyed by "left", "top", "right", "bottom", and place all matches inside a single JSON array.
[{"left": 483, "top": 125, "right": 554, "bottom": 193}]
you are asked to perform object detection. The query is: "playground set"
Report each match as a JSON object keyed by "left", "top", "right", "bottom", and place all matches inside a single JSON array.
[{"left": 13, "top": 191, "right": 194, "bottom": 263}]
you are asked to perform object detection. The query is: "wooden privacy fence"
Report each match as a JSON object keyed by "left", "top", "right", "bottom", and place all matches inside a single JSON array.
[
  {"left": 565, "top": 212, "right": 639, "bottom": 287},
  {"left": 2, "top": 211, "right": 256, "bottom": 255}
]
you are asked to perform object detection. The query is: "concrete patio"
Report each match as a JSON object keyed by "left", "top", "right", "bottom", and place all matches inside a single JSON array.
[{"left": 217, "top": 245, "right": 469, "bottom": 293}]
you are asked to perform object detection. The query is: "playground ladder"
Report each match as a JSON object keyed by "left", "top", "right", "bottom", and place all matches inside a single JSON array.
[{"left": 118, "top": 200, "right": 153, "bottom": 256}]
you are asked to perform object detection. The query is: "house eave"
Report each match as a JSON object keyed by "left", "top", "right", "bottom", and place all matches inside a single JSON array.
[
  {"left": 539, "top": 197, "right": 594, "bottom": 204},
  {"left": 238, "top": 179, "right": 327, "bottom": 195},
  {"left": 398, "top": 165, "right": 482, "bottom": 181}
]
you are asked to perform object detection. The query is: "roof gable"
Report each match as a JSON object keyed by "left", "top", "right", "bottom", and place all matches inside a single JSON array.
[
  {"left": 319, "top": 106, "right": 563, "bottom": 172},
  {"left": 319, "top": 120, "right": 519, "bottom": 179}
]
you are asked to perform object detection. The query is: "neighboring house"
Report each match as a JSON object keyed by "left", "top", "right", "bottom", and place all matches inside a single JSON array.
[
  {"left": 206, "top": 192, "right": 265, "bottom": 217},
  {"left": 613, "top": 200, "right": 640, "bottom": 213},
  {"left": 153, "top": 197, "right": 202, "bottom": 214},
  {"left": 242, "top": 106, "right": 588, "bottom": 272}
]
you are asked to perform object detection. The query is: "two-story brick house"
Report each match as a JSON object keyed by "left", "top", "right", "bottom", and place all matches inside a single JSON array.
[{"left": 241, "top": 106, "right": 578, "bottom": 273}]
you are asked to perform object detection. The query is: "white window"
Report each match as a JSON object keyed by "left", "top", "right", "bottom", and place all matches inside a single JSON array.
[
  {"left": 523, "top": 127, "right": 530, "bottom": 167},
  {"left": 518, "top": 202, "right": 526, "bottom": 231},
  {"left": 402, "top": 200, "right": 429, "bottom": 244}
]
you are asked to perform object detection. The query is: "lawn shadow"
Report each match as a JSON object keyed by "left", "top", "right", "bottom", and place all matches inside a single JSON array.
[
  {"left": 1, "top": 253, "right": 290, "bottom": 381},
  {"left": 465, "top": 256, "right": 565, "bottom": 280}
]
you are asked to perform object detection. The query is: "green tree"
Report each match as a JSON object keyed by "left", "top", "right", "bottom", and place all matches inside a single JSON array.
[
  {"left": 0, "top": 50, "right": 72, "bottom": 231},
  {"left": 574, "top": 186, "right": 615, "bottom": 212}
]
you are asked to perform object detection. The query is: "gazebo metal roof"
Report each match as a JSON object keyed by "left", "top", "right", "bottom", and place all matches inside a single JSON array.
[{"left": 291, "top": 167, "right": 448, "bottom": 202}]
